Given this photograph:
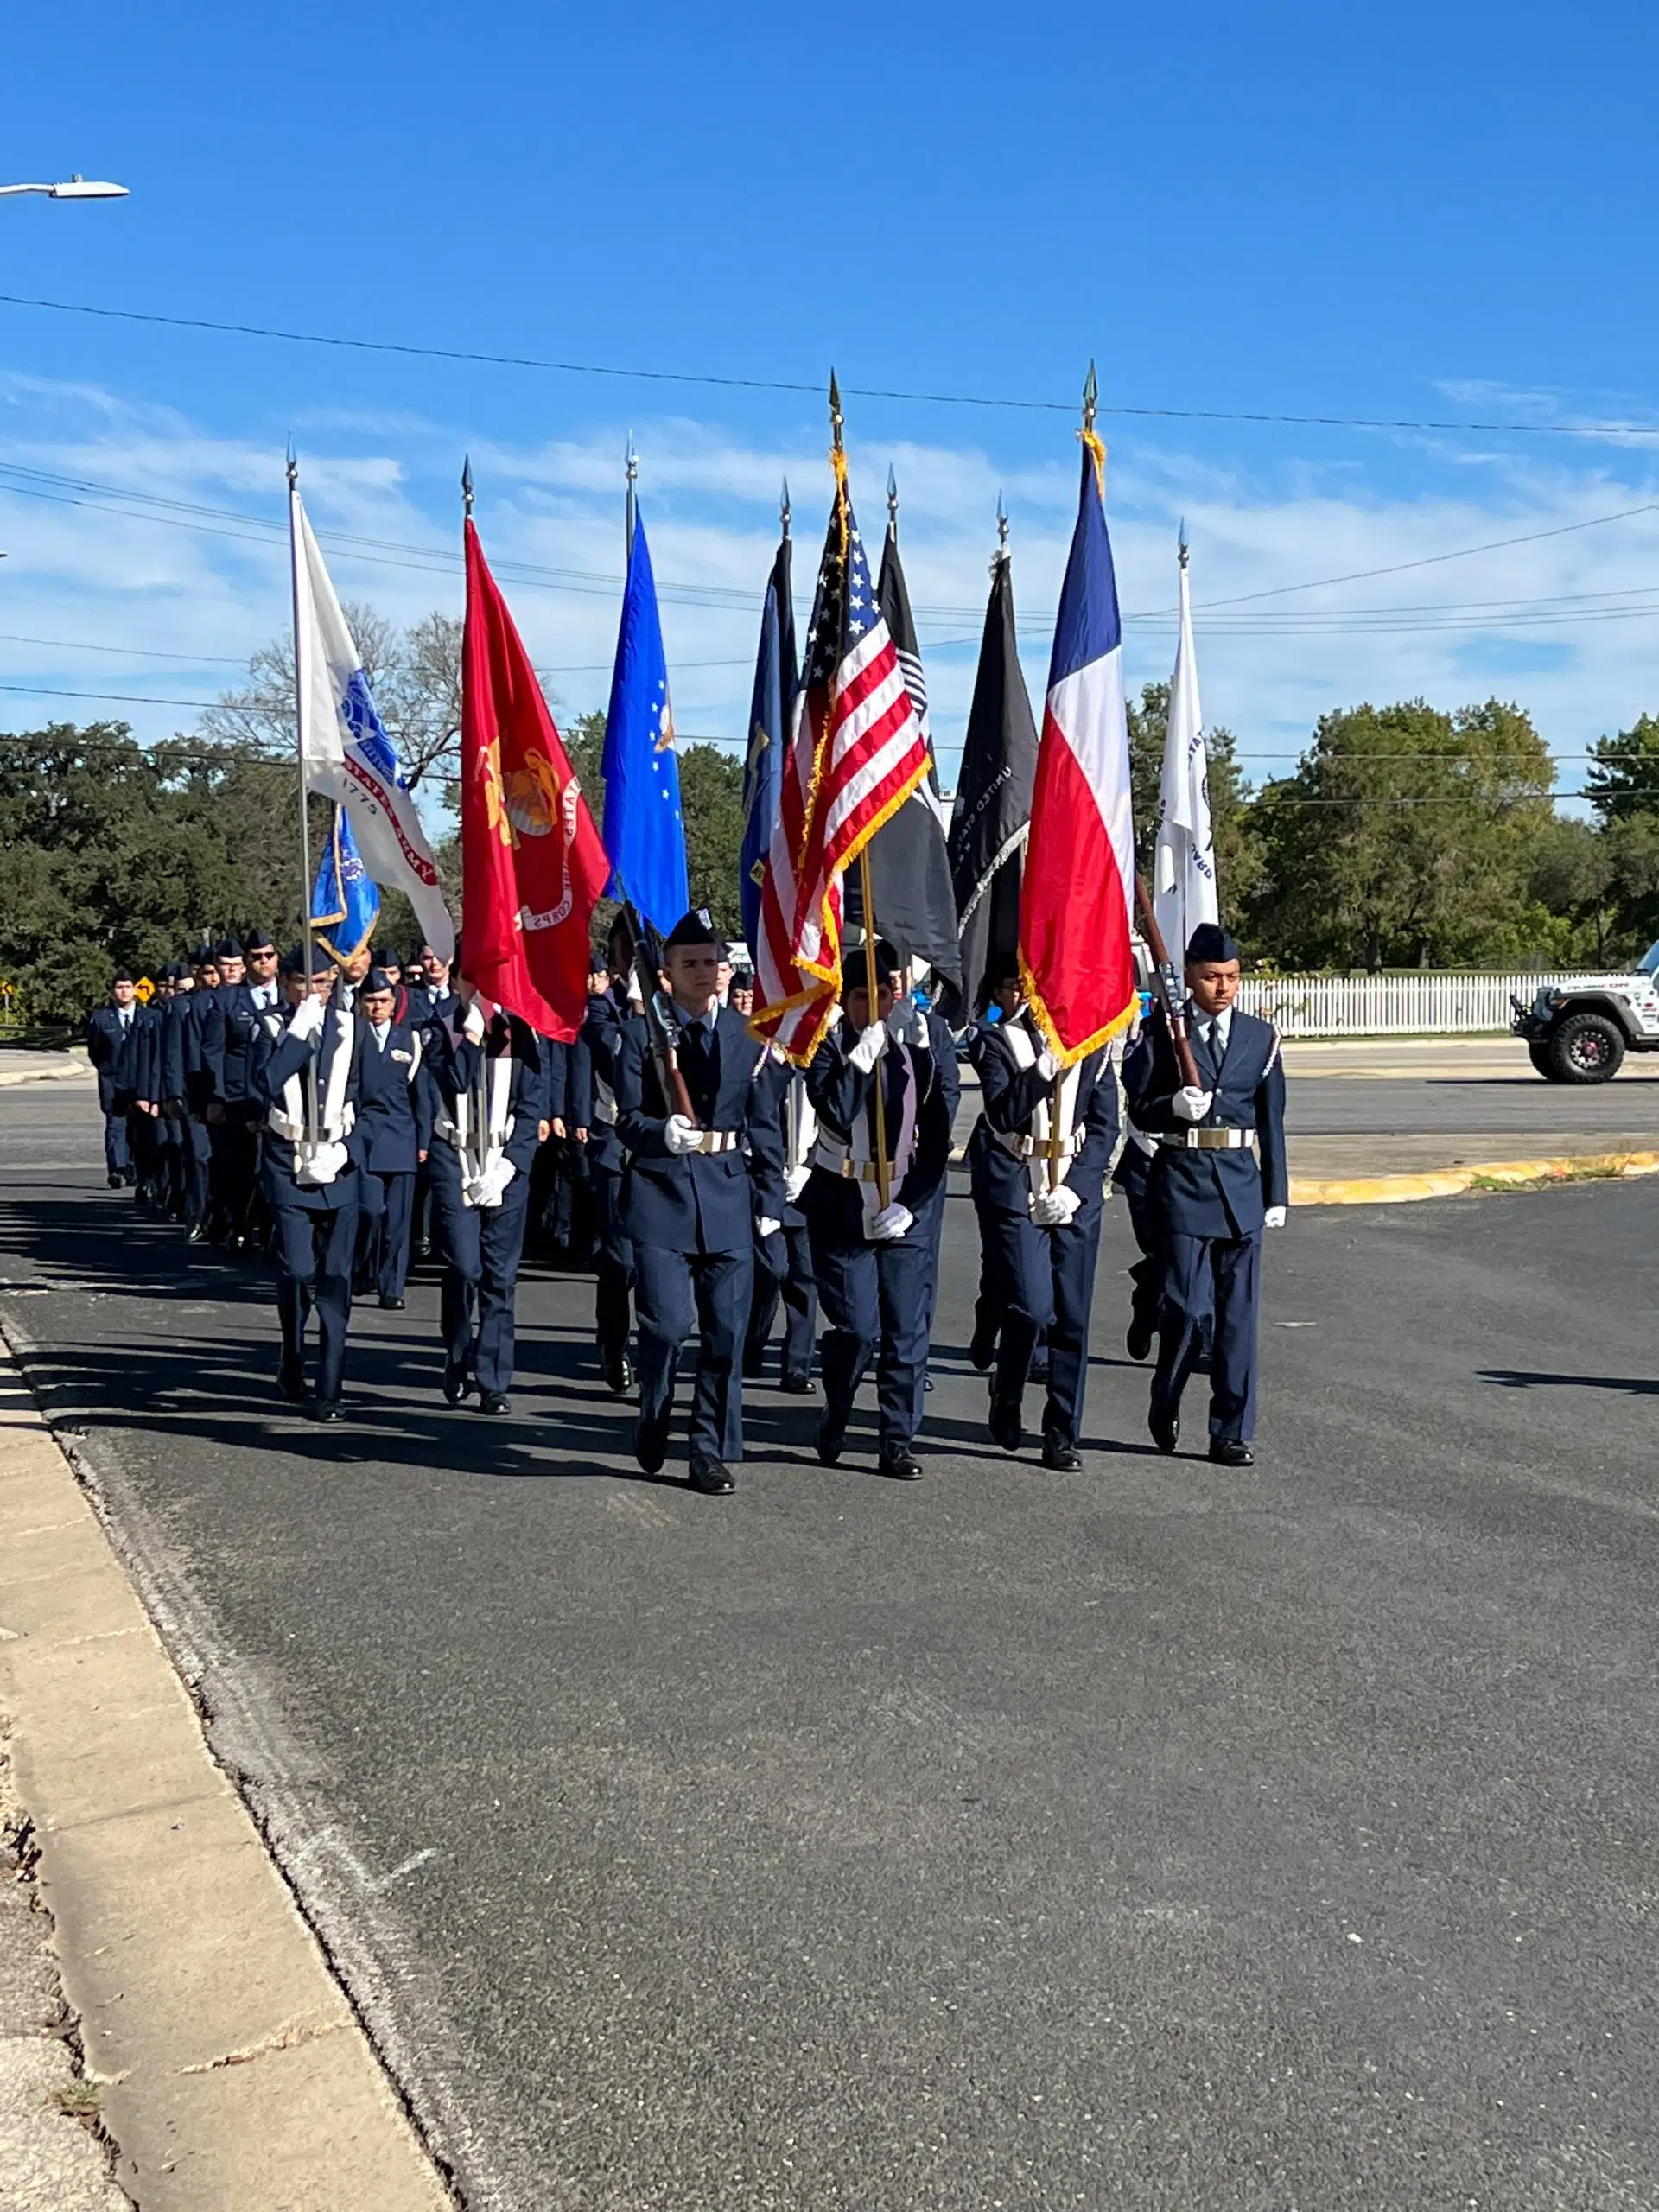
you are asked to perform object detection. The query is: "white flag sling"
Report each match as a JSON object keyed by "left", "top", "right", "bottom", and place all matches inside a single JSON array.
[{"left": 290, "top": 483, "right": 455, "bottom": 962}]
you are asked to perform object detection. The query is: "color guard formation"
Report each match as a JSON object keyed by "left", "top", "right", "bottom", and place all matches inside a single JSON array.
[{"left": 86, "top": 914, "right": 1288, "bottom": 1483}]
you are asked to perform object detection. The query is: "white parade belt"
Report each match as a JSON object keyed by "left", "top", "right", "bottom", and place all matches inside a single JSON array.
[
  {"left": 994, "top": 1127, "right": 1086, "bottom": 1164},
  {"left": 1157, "top": 1127, "right": 1255, "bottom": 1151},
  {"left": 811, "top": 1135, "right": 892, "bottom": 1184},
  {"left": 686, "top": 1128, "right": 740, "bottom": 1154},
  {"left": 266, "top": 1103, "right": 354, "bottom": 1143}
]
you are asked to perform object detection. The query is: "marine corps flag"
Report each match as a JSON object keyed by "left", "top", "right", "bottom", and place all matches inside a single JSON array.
[
  {"left": 460, "top": 511, "right": 608, "bottom": 1041},
  {"left": 1019, "top": 397, "right": 1138, "bottom": 1064}
]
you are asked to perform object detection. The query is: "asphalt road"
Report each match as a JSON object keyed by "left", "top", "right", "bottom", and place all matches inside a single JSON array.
[{"left": 3, "top": 1085, "right": 1657, "bottom": 2210}]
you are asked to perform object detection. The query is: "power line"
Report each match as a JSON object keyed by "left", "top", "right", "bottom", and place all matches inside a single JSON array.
[
  {"left": 4, "top": 289, "right": 1659, "bottom": 441},
  {"left": 0, "top": 628, "right": 248, "bottom": 665}
]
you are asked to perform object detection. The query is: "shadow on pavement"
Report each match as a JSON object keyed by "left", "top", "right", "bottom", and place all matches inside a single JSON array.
[{"left": 1481, "top": 1368, "right": 1659, "bottom": 1395}]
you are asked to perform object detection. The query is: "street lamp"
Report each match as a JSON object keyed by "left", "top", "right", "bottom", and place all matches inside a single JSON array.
[{"left": 0, "top": 175, "right": 128, "bottom": 200}]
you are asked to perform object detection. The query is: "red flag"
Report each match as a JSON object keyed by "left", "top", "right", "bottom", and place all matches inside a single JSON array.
[{"left": 460, "top": 518, "right": 608, "bottom": 1041}]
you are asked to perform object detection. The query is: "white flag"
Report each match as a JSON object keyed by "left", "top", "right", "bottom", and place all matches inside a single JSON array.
[
  {"left": 290, "top": 479, "right": 454, "bottom": 962},
  {"left": 1152, "top": 541, "right": 1217, "bottom": 962}
]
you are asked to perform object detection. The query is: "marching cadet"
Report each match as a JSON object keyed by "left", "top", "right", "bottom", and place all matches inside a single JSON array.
[
  {"left": 803, "top": 939, "right": 959, "bottom": 1482},
  {"left": 353, "top": 967, "right": 429, "bottom": 1310},
  {"left": 744, "top": 1044, "right": 818, "bottom": 1394},
  {"left": 130, "top": 969, "right": 172, "bottom": 1213},
  {"left": 884, "top": 945, "right": 957, "bottom": 1399},
  {"left": 87, "top": 970, "right": 144, "bottom": 1188},
  {"left": 181, "top": 948, "right": 222, "bottom": 1241},
  {"left": 251, "top": 943, "right": 367, "bottom": 1421},
  {"left": 155, "top": 961, "right": 198, "bottom": 1223},
  {"left": 579, "top": 943, "right": 639, "bottom": 1395},
  {"left": 1122, "top": 922, "right": 1287, "bottom": 1468},
  {"left": 968, "top": 965, "right": 1119, "bottom": 1471},
  {"left": 204, "top": 937, "right": 254, "bottom": 1245},
  {"left": 422, "top": 995, "right": 550, "bottom": 1416},
  {"left": 405, "top": 941, "right": 457, "bottom": 1260},
  {"left": 728, "top": 968, "right": 756, "bottom": 1019},
  {"left": 613, "top": 910, "right": 784, "bottom": 1496}
]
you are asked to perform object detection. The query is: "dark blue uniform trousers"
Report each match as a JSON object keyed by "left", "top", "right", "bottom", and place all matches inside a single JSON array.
[
  {"left": 1152, "top": 1229, "right": 1261, "bottom": 1442},
  {"left": 102, "top": 1112, "right": 132, "bottom": 1179},
  {"left": 810, "top": 1227, "right": 931, "bottom": 1452},
  {"left": 430, "top": 1173, "right": 531, "bottom": 1395},
  {"left": 744, "top": 1224, "right": 816, "bottom": 1382},
  {"left": 356, "top": 1169, "right": 415, "bottom": 1300},
  {"left": 588, "top": 1158, "right": 635, "bottom": 1363},
  {"left": 634, "top": 1243, "right": 750, "bottom": 1464},
  {"left": 272, "top": 1192, "right": 359, "bottom": 1402},
  {"left": 987, "top": 1201, "right": 1103, "bottom": 1446}
]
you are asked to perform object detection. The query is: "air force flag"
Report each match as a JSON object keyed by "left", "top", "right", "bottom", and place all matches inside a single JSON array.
[
  {"left": 289, "top": 472, "right": 454, "bottom": 962},
  {"left": 601, "top": 502, "right": 689, "bottom": 937}
]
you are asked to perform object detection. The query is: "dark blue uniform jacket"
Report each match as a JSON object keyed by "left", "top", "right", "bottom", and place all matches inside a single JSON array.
[
  {"left": 357, "top": 1018, "right": 431, "bottom": 1174},
  {"left": 967, "top": 1014, "right": 1119, "bottom": 1217},
  {"left": 1121, "top": 1003, "right": 1287, "bottom": 1239},
  {"left": 614, "top": 1004, "right": 783, "bottom": 1255},
  {"left": 804, "top": 1015, "right": 959, "bottom": 1242}
]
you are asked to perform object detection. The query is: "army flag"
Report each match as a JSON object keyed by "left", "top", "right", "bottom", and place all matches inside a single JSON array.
[
  {"left": 1152, "top": 537, "right": 1218, "bottom": 961},
  {"left": 1019, "top": 435, "right": 1138, "bottom": 1064},
  {"left": 460, "top": 517, "right": 608, "bottom": 1041},
  {"left": 950, "top": 540, "right": 1039, "bottom": 1014},
  {"left": 289, "top": 475, "right": 454, "bottom": 962}
]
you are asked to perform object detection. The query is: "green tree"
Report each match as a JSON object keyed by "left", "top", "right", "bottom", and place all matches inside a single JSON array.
[
  {"left": 1586, "top": 712, "right": 1659, "bottom": 824},
  {"left": 560, "top": 710, "right": 747, "bottom": 942},
  {"left": 1126, "top": 682, "right": 1262, "bottom": 918},
  {"left": 1243, "top": 699, "right": 1558, "bottom": 971}
]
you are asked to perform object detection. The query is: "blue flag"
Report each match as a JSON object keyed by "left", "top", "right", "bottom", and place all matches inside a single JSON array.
[
  {"left": 601, "top": 504, "right": 689, "bottom": 935},
  {"left": 738, "top": 531, "right": 798, "bottom": 955},
  {"left": 310, "top": 803, "right": 380, "bottom": 964}
]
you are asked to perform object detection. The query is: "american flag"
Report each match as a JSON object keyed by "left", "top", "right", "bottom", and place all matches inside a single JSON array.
[{"left": 752, "top": 455, "right": 931, "bottom": 1061}]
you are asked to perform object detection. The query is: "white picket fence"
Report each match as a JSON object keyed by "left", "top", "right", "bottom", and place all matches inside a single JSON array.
[{"left": 1233, "top": 970, "right": 1574, "bottom": 1039}]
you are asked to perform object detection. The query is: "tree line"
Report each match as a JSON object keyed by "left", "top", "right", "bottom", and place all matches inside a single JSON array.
[{"left": 5, "top": 599, "right": 1659, "bottom": 1025}]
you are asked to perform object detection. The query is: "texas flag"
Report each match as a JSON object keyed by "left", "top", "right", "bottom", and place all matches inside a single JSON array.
[{"left": 1018, "top": 437, "right": 1139, "bottom": 1064}]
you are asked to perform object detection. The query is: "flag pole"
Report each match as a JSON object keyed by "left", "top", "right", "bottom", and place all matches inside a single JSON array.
[
  {"left": 830, "top": 372, "right": 890, "bottom": 1210},
  {"left": 625, "top": 435, "right": 638, "bottom": 555},
  {"left": 287, "top": 446, "right": 320, "bottom": 1147},
  {"left": 780, "top": 476, "right": 791, "bottom": 542}
]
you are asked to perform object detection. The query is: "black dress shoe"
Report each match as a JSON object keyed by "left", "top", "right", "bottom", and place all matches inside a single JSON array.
[
  {"left": 1149, "top": 1403, "right": 1180, "bottom": 1454},
  {"left": 415, "top": 1236, "right": 432, "bottom": 1261},
  {"left": 187, "top": 1217, "right": 208, "bottom": 1244},
  {"left": 1042, "top": 1436, "right": 1084, "bottom": 1472},
  {"left": 988, "top": 1396, "right": 1024, "bottom": 1452},
  {"left": 779, "top": 1371, "right": 813, "bottom": 1395},
  {"left": 107, "top": 1172, "right": 124, "bottom": 1190},
  {"left": 379, "top": 1294, "right": 405, "bottom": 1310},
  {"left": 277, "top": 1360, "right": 307, "bottom": 1406},
  {"left": 1208, "top": 1437, "right": 1255, "bottom": 1468},
  {"left": 601, "top": 1350, "right": 633, "bottom": 1395},
  {"left": 442, "top": 1361, "right": 472, "bottom": 1406},
  {"left": 688, "top": 1455, "right": 736, "bottom": 1496},
  {"left": 479, "top": 1390, "right": 511, "bottom": 1417},
  {"left": 923, "top": 1374, "right": 934, "bottom": 1392},
  {"left": 634, "top": 1411, "right": 670, "bottom": 1476},
  {"left": 816, "top": 1412, "right": 847, "bottom": 1466},
  {"left": 878, "top": 1447, "right": 924, "bottom": 1482},
  {"left": 309, "top": 1399, "right": 344, "bottom": 1425},
  {"left": 1126, "top": 1315, "right": 1155, "bottom": 1363},
  {"left": 968, "top": 1319, "right": 997, "bottom": 1373},
  {"left": 1028, "top": 1357, "right": 1050, "bottom": 1386}
]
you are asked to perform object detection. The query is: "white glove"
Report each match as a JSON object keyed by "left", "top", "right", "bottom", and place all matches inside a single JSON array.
[
  {"left": 785, "top": 1163, "right": 811, "bottom": 1204},
  {"left": 289, "top": 993, "right": 325, "bottom": 1043},
  {"left": 887, "top": 1001, "right": 927, "bottom": 1047},
  {"left": 756, "top": 1216, "right": 782, "bottom": 1240},
  {"left": 664, "top": 1114, "right": 702, "bottom": 1156},
  {"left": 864, "top": 1201, "right": 913, "bottom": 1243},
  {"left": 848, "top": 1022, "right": 887, "bottom": 1072},
  {"left": 1035, "top": 1048, "right": 1059, "bottom": 1082},
  {"left": 461, "top": 1001, "right": 486, "bottom": 1045},
  {"left": 1031, "top": 1185, "right": 1082, "bottom": 1228},
  {"left": 296, "top": 1138, "right": 346, "bottom": 1187},
  {"left": 1173, "top": 1086, "right": 1214, "bottom": 1123},
  {"left": 465, "top": 1156, "right": 517, "bottom": 1209},
  {"left": 1264, "top": 1205, "right": 1287, "bottom": 1229}
]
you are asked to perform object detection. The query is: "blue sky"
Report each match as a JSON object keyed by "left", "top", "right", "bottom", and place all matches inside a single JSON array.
[{"left": 5, "top": 0, "right": 1659, "bottom": 804}]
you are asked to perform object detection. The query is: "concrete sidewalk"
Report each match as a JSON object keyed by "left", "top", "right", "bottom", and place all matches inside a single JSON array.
[
  {"left": 0, "top": 1049, "right": 93, "bottom": 1090},
  {"left": 0, "top": 1348, "right": 454, "bottom": 2212}
]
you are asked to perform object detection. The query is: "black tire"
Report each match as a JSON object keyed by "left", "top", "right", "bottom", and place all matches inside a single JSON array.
[
  {"left": 1546, "top": 1010, "right": 1626, "bottom": 1084},
  {"left": 1527, "top": 1040, "right": 1561, "bottom": 1081}
]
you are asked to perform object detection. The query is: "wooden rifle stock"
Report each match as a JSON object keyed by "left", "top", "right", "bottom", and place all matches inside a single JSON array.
[{"left": 1133, "top": 876, "right": 1203, "bottom": 1093}]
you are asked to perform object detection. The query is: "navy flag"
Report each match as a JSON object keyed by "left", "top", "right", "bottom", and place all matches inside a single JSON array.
[{"left": 738, "top": 524, "right": 797, "bottom": 955}]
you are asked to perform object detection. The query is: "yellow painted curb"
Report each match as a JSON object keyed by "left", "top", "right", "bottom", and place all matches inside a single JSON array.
[{"left": 1290, "top": 1148, "right": 1659, "bottom": 1207}]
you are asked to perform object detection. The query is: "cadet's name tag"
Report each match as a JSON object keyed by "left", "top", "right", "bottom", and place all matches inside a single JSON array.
[{"left": 392, "top": 1048, "right": 412, "bottom": 1063}]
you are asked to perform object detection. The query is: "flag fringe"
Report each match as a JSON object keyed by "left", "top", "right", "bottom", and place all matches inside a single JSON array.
[{"left": 1018, "top": 951, "right": 1138, "bottom": 1070}]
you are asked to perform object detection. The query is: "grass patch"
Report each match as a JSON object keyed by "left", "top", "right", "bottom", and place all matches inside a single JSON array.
[
  {"left": 53, "top": 2080, "right": 100, "bottom": 2118},
  {"left": 1467, "top": 1161, "right": 1630, "bottom": 1193}
]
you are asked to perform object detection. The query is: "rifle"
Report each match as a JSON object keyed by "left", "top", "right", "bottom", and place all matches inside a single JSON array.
[
  {"left": 1133, "top": 876, "right": 1203, "bottom": 1094},
  {"left": 616, "top": 905, "right": 699, "bottom": 1127}
]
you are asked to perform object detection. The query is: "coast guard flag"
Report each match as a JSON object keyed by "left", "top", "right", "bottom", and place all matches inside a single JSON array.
[
  {"left": 1153, "top": 539, "right": 1218, "bottom": 961},
  {"left": 309, "top": 804, "right": 379, "bottom": 966},
  {"left": 289, "top": 476, "right": 454, "bottom": 962},
  {"left": 1019, "top": 435, "right": 1138, "bottom": 1062},
  {"left": 601, "top": 503, "right": 689, "bottom": 936},
  {"left": 738, "top": 530, "right": 797, "bottom": 955}
]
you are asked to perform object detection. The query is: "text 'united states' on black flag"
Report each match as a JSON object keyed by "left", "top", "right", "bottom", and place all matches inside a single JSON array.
[
  {"left": 843, "top": 498, "right": 962, "bottom": 1004},
  {"left": 949, "top": 541, "right": 1039, "bottom": 1014}
]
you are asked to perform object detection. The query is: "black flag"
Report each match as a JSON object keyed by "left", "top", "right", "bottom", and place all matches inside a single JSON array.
[
  {"left": 845, "top": 515, "right": 963, "bottom": 1004},
  {"left": 950, "top": 546, "right": 1038, "bottom": 1014}
]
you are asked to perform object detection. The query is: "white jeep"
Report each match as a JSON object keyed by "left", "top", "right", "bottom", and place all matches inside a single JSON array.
[{"left": 1511, "top": 942, "right": 1659, "bottom": 1082}]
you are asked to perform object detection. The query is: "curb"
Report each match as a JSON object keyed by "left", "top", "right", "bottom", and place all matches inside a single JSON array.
[
  {"left": 0, "top": 1344, "right": 454, "bottom": 2212},
  {"left": 0, "top": 1057, "right": 93, "bottom": 1090},
  {"left": 1289, "top": 1148, "right": 1659, "bottom": 1207}
]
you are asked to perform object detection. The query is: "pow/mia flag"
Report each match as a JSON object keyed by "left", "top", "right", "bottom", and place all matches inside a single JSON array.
[
  {"left": 950, "top": 542, "right": 1039, "bottom": 1016},
  {"left": 738, "top": 525, "right": 797, "bottom": 956}
]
